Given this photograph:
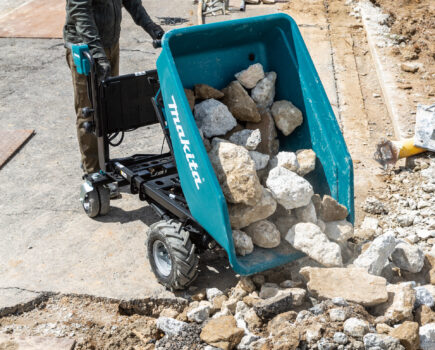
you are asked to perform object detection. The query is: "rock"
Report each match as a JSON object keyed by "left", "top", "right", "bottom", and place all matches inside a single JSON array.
[
  {"left": 317, "top": 219, "right": 326, "bottom": 232},
  {"left": 244, "top": 308, "right": 262, "bottom": 331},
  {"left": 200, "top": 316, "right": 245, "bottom": 350},
  {"left": 419, "top": 323, "right": 435, "bottom": 350},
  {"left": 377, "top": 323, "right": 394, "bottom": 334},
  {"left": 334, "top": 332, "right": 349, "bottom": 345},
  {"left": 305, "top": 323, "right": 323, "bottom": 343},
  {"left": 228, "top": 187, "right": 277, "bottom": 229},
  {"left": 271, "top": 151, "right": 299, "bottom": 172},
  {"left": 397, "top": 214, "right": 414, "bottom": 227},
  {"left": 232, "top": 229, "right": 254, "bottom": 256},
  {"left": 156, "top": 317, "right": 189, "bottom": 337},
  {"left": 249, "top": 151, "right": 270, "bottom": 171},
  {"left": 289, "top": 288, "right": 307, "bottom": 306},
  {"left": 324, "top": 220, "right": 354, "bottom": 243},
  {"left": 194, "top": 99, "right": 237, "bottom": 138},
  {"left": 259, "top": 283, "right": 280, "bottom": 299},
  {"left": 229, "top": 129, "right": 261, "bottom": 151},
  {"left": 266, "top": 167, "right": 313, "bottom": 210},
  {"left": 251, "top": 71, "right": 277, "bottom": 108},
  {"left": 414, "top": 286, "right": 434, "bottom": 308},
  {"left": 332, "top": 297, "right": 348, "bottom": 306},
  {"left": 363, "top": 333, "right": 405, "bottom": 350},
  {"left": 286, "top": 223, "right": 343, "bottom": 267},
  {"left": 390, "top": 321, "right": 420, "bottom": 350},
  {"left": 300, "top": 267, "right": 389, "bottom": 306},
  {"left": 329, "top": 308, "right": 348, "bottom": 322},
  {"left": 194, "top": 84, "right": 224, "bottom": 100},
  {"left": 271, "top": 100, "right": 303, "bottom": 136},
  {"left": 192, "top": 289, "right": 207, "bottom": 301},
  {"left": 235, "top": 63, "right": 265, "bottom": 89},
  {"left": 400, "top": 62, "right": 420, "bottom": 73},
  {"left": 319, "top": 195, "right": 349, "bottom": 222},
  {"left": 254, "top": 289, "right": 293, "bottom": 320},
  {"left": 363, "top": 196, "right": 389, "bottom": 215},
  {"left": 274, "top": 212, "right": 299, "bottom": 238},
  {"left": 212, "top": 294, "right": 228, "bottom": 312},
  {"left": 209, "top": 141, "right": 262, "bottom": 206},
  {"left": 246, "top": 109, "right": 279, "bottom": 156},
  {"left": 296, "top": 149, "right": 316, "bottom": 176},
  {"left": 239, "top": 276, "right": 256, "bottom": 293},
  {"left": 243, "top": 293, "right": 262, "bottom": 307},
  {"left": 246, "top": 220, "right": 281, "bottom": 249},
  {"left": 237, "top": 333, "right": 261, "bottom": 350},
  {"left": 222, "top": 81, "right": 261, "bottom": 122},
  {"left": 187, "top": 302, "right": 211, "bottom": 323},
  {"left": 343, "top": 318, "right": 369, "bottom": 338},
  {"left": 252, "top": 274, "right": 266, "bottom": 287},
  {"left": 206, "top": 288, "right": 224, "bottom": 301},
  {"left": 160, "top": 308, "right": 180, "bottom": 318},
  {"left": 353, "top": 233, "right": 397, "bottom": 276},
  {"left": 184, "top": 88, "right": 195, "bottom": 111},
  {"left": 269, "top": 323, "right": 300, "bottom": 350},
  {"left": 391, "top": 242, "right": 425, "bottom": 273},
  {"left": 373, "top": 282, "right": 415, "bottom": 323},
  {"left": 415, "top": 305, "right": 435, "bottom": 326},
  {"left": 267, "top": 311, "right": 297, "bottom": 335}
]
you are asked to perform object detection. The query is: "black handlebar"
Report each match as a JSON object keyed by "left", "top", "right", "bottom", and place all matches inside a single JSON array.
[{"left": 152, "top": 40, "right": 162, "bottom": 49}]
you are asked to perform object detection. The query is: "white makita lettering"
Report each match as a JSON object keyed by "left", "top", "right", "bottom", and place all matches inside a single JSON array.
[{"left": 169, "top": 95, "right": 202, "bottom": 190}]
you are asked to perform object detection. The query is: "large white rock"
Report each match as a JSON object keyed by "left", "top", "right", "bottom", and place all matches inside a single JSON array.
[
  {"left": 271, "top": 100, "right": 303, "bottom": 136},
  {"left": 343, "top": 318, "right": 369, "bottom": 338},
  {"left": 324, "top": 220, "right": 354, "bottom": 243},
  {"left": 251, "top": 71, "right": 277, "bottom": 108},
  {"left": 245, "top": 220, "right": 281, "bottom": 249},
  {"left": 391, "top": 241, "right": 425, "bottom": 273},
  {"left": 187, "top": 302, "right": 212, "bottom": 323},
  {"left": 295, "top": 201, "right": 317, "bottom": 224},
  {"left": 296, "top": 149, "right": 316, "bottom": 176},
  {"left": 209, "top": 141, "right": 263, "bottom": 206},
  {"left": 363, "top": 333, "right": 405, "bottom": 350},
  {"left": 156, "top": 317, "right": 189, "bottom": 337},
  {"left": 249, "top": 151, "right": 270, "bottom": 171},
  {"left": 194, "top": 99, "right": 237, "bottom": 138},
  {"left": 270, "top": 151, "right": 299, "bottom": 172},
  {"left": 286, "top": 223, "right": 343, "bottom": 267},
  {"left": 353, "top": 233, "right": 397, "bottom": 276},
  {"left": 420, "top": 323, "right": 435, "bottom": 350},
  {"left": 229, "top": 129, "right": 261, "bottom": 151},
  {"left": 235, "top": 63, "right": 265, "bottom": 89},
  {"left": 228, "top": 187, "right": 277, "bottom": 229},
  {"left": 266, "top": 167, "right": 313, "bottom": 210},
  {"left": 232, "top": 229, "right": 254, "bottom": 256}
]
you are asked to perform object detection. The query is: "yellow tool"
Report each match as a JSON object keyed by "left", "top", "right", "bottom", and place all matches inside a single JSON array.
[{"left": 374, "top": 104, "right": 434, "bottom": 168}]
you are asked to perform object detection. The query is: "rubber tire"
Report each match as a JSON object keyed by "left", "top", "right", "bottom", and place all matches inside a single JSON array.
[
  {"left": 147, "top": 220, "right": 198, "bottom": 290},
  {"left": 83, "top": 189, "right": 100, "bottom": 218},
  {"left": 98, "top": 185, "right": 110, "bottom": 216}
]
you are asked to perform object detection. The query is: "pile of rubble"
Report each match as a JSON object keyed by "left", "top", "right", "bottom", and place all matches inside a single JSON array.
[{"left": 185, "top": 63, "right": 354, "bottom": 268}]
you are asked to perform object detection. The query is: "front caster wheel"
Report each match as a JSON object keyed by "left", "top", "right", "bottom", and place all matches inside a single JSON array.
[
  {"left": 80, "top": 182, "right": 110, "bottom": 218},
  {"left": 147, "top": 220, "right": 198, "bottom": 290}
]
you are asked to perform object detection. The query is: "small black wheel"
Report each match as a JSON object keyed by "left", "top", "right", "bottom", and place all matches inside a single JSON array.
[
  {"left": 98, "top": 185, "right": 110, "bottom": 216},
  {"left": 147, "top": 220, "right": 198, "bottom": 290},
  {"left": 82, "top": 189, "right": 100, "bottom": 218}
]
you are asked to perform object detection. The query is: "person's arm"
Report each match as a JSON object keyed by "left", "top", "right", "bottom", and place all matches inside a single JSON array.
[
  {"left": 122, "top": 0, "right": 164, "bottom": 39},
  {"left": 68, "top": 0, "right": 106, "bottom": 59}
]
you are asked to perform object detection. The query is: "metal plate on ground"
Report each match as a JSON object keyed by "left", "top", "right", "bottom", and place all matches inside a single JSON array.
[
  {"left": 0, "top": 0, "right": 64, "bottom": 38},
  {"left": 0, "top": 130, "right": 34, "bottom": 169}
]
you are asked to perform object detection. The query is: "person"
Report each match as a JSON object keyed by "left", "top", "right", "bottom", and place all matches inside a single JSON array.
[{"left": 64, "top": 0, "right": 164, "bottom": 174}]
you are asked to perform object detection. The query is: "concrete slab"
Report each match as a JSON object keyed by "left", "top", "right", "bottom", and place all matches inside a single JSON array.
[
  {"left": 0, "top": 288, "right": 44, "bottom": 317},
  {"left": 0, "top": 0, "right": 65, "bottom": 38},
  {"left": 0, "top": 335, "right": 75, "bottom": 350},
  {"left": 0, "top": 130, "right": 34, "bottom": 169}
]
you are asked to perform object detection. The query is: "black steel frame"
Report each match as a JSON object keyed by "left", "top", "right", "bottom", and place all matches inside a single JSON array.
[{"left": 82, "top": 52, "right": 210, "bottom": 250}]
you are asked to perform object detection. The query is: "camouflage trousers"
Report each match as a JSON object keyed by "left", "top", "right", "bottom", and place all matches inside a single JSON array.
[{"left": 66, "top": 43, "right": 120, "bottom": 173}]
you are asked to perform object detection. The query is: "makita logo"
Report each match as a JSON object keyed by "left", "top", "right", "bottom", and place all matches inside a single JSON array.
[{"left": 168, "top": 95, "right": 202, "bottom": 190}]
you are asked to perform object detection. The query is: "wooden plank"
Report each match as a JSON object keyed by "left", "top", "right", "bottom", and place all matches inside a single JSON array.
[
  {"left": 0, "top": 130, "right": 34, "bottom": 169},
  {"left": 0, "top": 0, "right": 64, "bottom": 38}
]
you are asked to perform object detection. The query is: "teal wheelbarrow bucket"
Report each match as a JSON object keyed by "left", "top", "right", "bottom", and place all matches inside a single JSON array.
[{"left": 156, "top": 13, "right": 354, "bottom": 278}]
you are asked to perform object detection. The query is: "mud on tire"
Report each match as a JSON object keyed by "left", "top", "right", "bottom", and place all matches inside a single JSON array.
[{"left": 147, "top": 220, "right": 198, "bottom": 290}]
